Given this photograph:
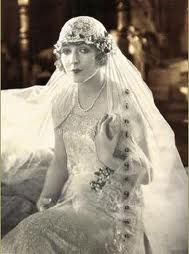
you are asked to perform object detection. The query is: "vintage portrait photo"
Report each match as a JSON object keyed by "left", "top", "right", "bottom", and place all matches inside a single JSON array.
[{"left": 1, "top": 0, "right": 188, "bottom": 253}]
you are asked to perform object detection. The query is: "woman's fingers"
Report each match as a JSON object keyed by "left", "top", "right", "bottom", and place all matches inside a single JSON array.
[
  {"left": 96, "top": 114, "right": 116, "bottom": 140},
  {"left": 97, "top": 114, "right": 108, "bottom": 133},
  {"left": 100, "top": 115, "right": 113, "bottom": 134},
  {"left": 100, "top": 114, "right": 108, "bottom": 127},
  {"left": 96, "top": 114, "right": 120, "bottom": 141}
]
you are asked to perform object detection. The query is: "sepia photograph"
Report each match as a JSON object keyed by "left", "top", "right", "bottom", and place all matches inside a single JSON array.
[{"left": 1, "top": 0, "right": 188, "bottom": 253}]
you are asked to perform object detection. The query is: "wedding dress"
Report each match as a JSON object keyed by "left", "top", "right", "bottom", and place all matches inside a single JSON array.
[
  {"left": 2, "top": 86, "right": 147, "bottom": 254},
  {"left": 2, "top": 16, "right": 187, "bottom": 254}
]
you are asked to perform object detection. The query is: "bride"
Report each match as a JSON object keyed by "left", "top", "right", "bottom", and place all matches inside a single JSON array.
[{"left": 2, "top": 16, "right": 188, "bottom": 254}]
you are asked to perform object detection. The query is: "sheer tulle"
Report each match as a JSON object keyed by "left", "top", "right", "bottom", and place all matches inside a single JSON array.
[
  {"left": 2, "top": 39, "right": 188, "bottom": 253},
  {"left": 2, "top": 89, "right": 147, "bottom": 254}
]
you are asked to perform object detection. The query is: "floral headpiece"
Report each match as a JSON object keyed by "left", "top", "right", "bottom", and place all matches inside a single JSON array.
[{"left": 54, "top": 16, "right": 113, "bottom": 58}]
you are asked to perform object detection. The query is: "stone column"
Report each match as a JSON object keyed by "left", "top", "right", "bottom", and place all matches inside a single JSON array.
[
  {"left": 115, "top": 0, "right": 130, "bottom": 56},
  {"left": 17, "top": 0, "right": 30, "bottom": 86}
]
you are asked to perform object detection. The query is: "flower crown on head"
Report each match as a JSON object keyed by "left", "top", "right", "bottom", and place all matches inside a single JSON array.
[{"left": 53, "top": 16, "right": 113, "bottom": 58}]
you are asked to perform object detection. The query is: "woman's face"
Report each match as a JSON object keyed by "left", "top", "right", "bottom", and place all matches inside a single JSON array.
[{"left": 60, "top": 43, "right": 99, "bottom": 83}]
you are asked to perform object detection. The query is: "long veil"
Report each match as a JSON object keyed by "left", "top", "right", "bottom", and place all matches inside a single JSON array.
[
  {"left": 2, "top": 38, "right": 188, "bottom": 253},
  {"left": 2, "top": 69, "right": 67, "bottom": 180},
  {"left": 106, "top": 46, "right": 188, "bottom": 253}
]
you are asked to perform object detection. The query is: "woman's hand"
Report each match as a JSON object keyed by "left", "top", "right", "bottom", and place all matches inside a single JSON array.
[
  {"left": 95, "top": 114, "right": 122, "bottom": 169},
  {"left": 36, "top": 196, "right": 56, "bottom": 212}
]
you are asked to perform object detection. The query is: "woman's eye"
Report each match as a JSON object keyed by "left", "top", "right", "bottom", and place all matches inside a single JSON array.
[
  {"left": 79, "top": 48, "right": 90, "bottom": 54},
  {"left": 62, "top": 48, "right": 71, "bottom": 55}
]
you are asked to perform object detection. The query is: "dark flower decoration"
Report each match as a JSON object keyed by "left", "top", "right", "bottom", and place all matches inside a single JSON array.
[
  {"left": 90, "top": 167, "right": 115, "bottom": 192},
  {"left": 79, "top": 33, "right": 85, "bottom": 39}
]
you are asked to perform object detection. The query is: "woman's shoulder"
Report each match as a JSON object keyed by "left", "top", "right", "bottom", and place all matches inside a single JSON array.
[
  {"left": 51, "top": 90, "right": 63, "bottom": 118},
  {"left": 51, "top": 85, "right": 76, "bottom": 129}
]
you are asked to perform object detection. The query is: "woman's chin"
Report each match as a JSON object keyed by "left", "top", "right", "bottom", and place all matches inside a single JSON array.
[{"left": 69, "top": 75, "right": 87, "bottom": 84}]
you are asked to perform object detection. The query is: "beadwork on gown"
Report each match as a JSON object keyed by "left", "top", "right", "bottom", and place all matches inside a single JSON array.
[
  {"left": 2, "top": 87, "right": 148, "bottom": 254},
  {"left": 2, "top": 16, "right": 187, "bottom": 254}
]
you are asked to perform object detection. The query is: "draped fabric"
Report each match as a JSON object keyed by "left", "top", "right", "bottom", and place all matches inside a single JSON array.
[{"left": 2, "top": 17, "right": 188, "bottom": 254}]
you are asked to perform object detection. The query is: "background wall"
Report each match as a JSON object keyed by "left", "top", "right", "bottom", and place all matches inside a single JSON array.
[{"left": 2, "top": 0, "right": 187, "bottom": 58}]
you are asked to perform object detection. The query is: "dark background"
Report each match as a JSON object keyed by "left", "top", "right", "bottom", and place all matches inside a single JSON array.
[{"left": 1, "top": 0, "right": 188, "bottom": 165}]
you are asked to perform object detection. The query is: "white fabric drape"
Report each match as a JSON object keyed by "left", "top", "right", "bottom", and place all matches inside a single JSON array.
[{"left": 2, "top": 40, "right": 188, "bottom": 253}]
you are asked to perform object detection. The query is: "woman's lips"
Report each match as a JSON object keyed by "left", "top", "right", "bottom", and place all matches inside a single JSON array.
[{"left": 71, "top": 69, "right": 82, "bottom": 74}]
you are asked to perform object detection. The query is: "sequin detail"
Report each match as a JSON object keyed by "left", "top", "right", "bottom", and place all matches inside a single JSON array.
[{"left": 90, "top": 167, "right": 115, "bottom": 191}]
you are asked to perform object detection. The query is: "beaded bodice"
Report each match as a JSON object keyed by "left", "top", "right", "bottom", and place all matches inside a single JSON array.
[
  {"left": 60, "top": 90, "right": 107, "bottom": 208},
  {"left": 54, "top": 91, "right": 145, "bottom": 253}
]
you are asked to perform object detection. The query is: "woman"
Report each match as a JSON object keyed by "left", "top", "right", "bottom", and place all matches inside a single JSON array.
[{"left": 2, "top": 16, "right": 187, "bottom": 254}]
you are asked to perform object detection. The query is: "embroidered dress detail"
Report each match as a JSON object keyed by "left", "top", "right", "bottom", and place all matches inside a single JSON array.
[
  {"left": 53, "top": 93, "right": 145, "bottom": 254},
  {"left": 90, "top": 167, "right": 115, "bottom": 191},
  {"left": 2, "top": 16, "right": 187, "bottom": 254}
]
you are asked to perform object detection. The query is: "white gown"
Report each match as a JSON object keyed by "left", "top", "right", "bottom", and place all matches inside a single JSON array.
[{"left": 2, "top": 90, "right": 148, "bottom": 254}]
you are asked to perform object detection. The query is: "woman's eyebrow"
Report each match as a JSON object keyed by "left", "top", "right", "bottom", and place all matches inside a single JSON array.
[
  {"left": 63, "top": 43, "right": 72, "bottom": 46},
  {"left": 78, "top": 45, "right": 90, "bottom": 49}
]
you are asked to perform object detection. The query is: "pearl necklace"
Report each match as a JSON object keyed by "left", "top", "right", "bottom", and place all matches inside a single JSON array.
[{"left": 77, "top": 80, "right": 106, "bottom": 112}]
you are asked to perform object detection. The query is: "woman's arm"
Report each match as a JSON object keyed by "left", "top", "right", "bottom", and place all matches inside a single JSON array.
[
  {"left": 95, "top": 114, "right": 152, "bottom": 185},
  {"left": 37, "top": 129, "right": 68, "bottom": 211},
  {"left": 95, "top": 114, "right": 123, "bottom": 170}
]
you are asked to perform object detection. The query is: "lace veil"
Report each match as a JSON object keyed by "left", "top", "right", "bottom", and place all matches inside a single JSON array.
[{"left": 2, "top": 16, "right": 187, "bottom": 253}]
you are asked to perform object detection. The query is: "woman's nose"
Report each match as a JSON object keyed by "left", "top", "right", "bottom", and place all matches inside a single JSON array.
[{"left": 70, "top": 50, "right": 79, "bottom": 64}]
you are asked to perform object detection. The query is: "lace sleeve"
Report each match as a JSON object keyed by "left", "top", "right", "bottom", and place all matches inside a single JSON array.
[
  {"left": 111, "top": 113, "right": 153, "bottom": 185},
  {"left": 130, "top": 138, "right": 153, "bottom": 184},
  {"left": 132, "top": 113, "right": 153, "bottom": 184},
  {"left": 114, "top": 137, "right": 153, "bottom": 186}
]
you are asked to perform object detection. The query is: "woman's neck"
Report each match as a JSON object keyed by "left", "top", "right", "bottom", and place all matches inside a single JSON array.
[
  {"left": 78, "top": 70, "right": 104, "bottom": 94},
  {"left": 77, "top": 69, "right": 107, "bottom": 111}
]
